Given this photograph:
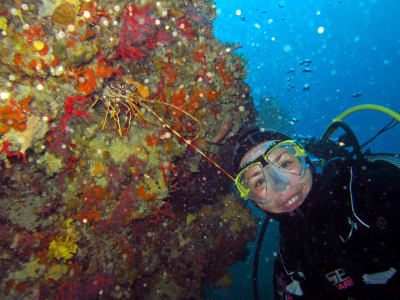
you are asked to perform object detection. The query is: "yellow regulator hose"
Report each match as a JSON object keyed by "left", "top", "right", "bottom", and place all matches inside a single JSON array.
[{"left": 333, "top": 104, "right": 400, "bottom": 123}]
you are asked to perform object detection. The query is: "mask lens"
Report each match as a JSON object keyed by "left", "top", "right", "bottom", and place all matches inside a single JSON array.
[
  {"left": 264, "top": 164, "right": 291, "bottom": 192},
  {"left": 236, "top": 163, "right": 267, "bottom": 200},
  {"left": 265, "top": 142, "right": 306, "bottom": 176}
]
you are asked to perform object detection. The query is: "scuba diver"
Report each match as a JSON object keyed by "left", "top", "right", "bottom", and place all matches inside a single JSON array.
[{"left": 231, "top": 106, "right": 400, "bottom": 299}]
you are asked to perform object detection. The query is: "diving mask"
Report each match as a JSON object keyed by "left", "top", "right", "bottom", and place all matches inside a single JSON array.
[{"left": 235, "top": 140, "right": 308, "bottom": 203}]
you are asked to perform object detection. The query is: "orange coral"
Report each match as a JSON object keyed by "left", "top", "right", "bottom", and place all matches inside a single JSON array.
[
  {"left": 78, "top": 185, "right": 108, "bottom": 222},
  {"left": 165, "top": 67, "right": 178, "bottom": 86},
  {"left": 96, "top": 60, "right": 113, "bottom": 78},
  {"left": 171, "top": 89, "right": 186, "bottom": 106},
  {"left": 79, "top": 28, "right": 95, "bottom": 41},
  {"left": 0, "top": 95, "right": 33, "bottom": 134},
  {"left": 13, "top": 53, "right": 24, "bottom": 66},
  {"left": 0, "top": 106, "right": 25, "bottom": 134},
  {"left": 38, "top": 249, "right": 50, "bottom": 265},
  {"left": 193, "top": 44, "right": 207, "bottom": 63},
  {"left": 39, "top": 43, "right": 49, "bottom": 56},
  {"left": 201, "top": 89, "right": 221, "bottom": 101},
  {"left": 27, "top": 59, "right": 39, "bottom": 71},
  {"left": 92, "top": 185, "right": 108, "bottom": 199},
  {"left": 215, "top": 58, "right": 234, "bottom": 88},
  {"left": 146, "top": 133, "right": 159, "bottom": 147},
  {"left": 82, "top": 209, "right": 101, "bottom": 223},
  {"left": 23, "top": 25, "right": 45, "bottom": 46},
  {"left": 184, "top": 89, "right": 204, "bottom": 115},
  {"left": 79, "top": 1, "right": 110, "bottom": 25},
  {"left": 5, "top": 279, "right": 15, "bottom": 295},
  {"left": 169, "top": 89, "right": 186, "bottom": 119},
  {"left": 66, "top": 40, "right": 76, "bottom": 47},
  {"left": 64, "top": 66, "right": 84, "bottom": 83},
  {"left": 50, "top": 56, "right": 59, "bottom": 67},
  {"left": 136, "top": 185, "right": 156, "bottom": 202},
  {"left": 76, "top": 68, "right": 97, "bottom": 95},
  {"left": 15, "top": 281, "right": 30, "bottom": 293},
  {"left": 183, "top": 88, "right": 220, "bottom": 116}
]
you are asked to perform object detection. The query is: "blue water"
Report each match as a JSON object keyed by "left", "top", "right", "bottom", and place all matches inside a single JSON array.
[{"left": 209, "top": 0, "right": 400, "bottom": 299}]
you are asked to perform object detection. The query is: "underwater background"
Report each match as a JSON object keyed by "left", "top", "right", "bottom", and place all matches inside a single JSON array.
[
  {"left": 0, "top": 0, "right": 398, "bottom": 299},
  {"left": 209, "top": 0, "right": 400, "bottom": 299},
  {"left": 213, "top": 0, "right": 400, "bottom": 153}
]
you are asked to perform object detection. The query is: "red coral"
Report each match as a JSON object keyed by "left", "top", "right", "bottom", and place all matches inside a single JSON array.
[
  {"left": 117, "top": 237, "right": 136, "bottom": 264},
  {"left": 154, "top": 29, "right": 173, "bottom": 46},
  {"left": 115, "top": 185, "right": 137, "bottom": 218},
  {"left": 116, "top": 34, "right": 143, "bottom": 61},
  {"left": 17, "top": 230, "right": 41, "bottom": 254},
  {"left": 116, "top": 4, "right": 157, "bottom": 61},
  {"left": 177, "top": 18, "right": 196, "bottom": 40},
  {"left": 96, "top": 52, "right": 125, "bottom": 79},
  {"left": 86, "top": 272, "right": 114, "bottom": 298},
  {"left": 124, "top": 154, "right": 147, "bottom": 183},
  {"left": 160, "top": 160, "right": 178, "bottom": 186},
  {"left": 59, "top": 156, "right": 79, "bottom": 187},
  {"left": 46, "top": 130, "right": 69, "bottom": 155},
  {"left": 100, "top": 185, "right": 138, "bottom": 232},
  {"left": 123, "top": 5, "right": 156, "bottom": 44},
  {"left": 44, "top": 96, "right": 90, "bottom": 187},
  {"left": 106, "top": 164, "right": 124, "bottom": 196},
  {"left": 60, "top": 96, "right": 91, "bottom": 132},
  {"left": 148, "top": 202, "right": 175, "bottom": 224},
  {"left": 55, "top": 280, "right": 76, "bottom": 300},
  {"left": 0, "top": 140, "right": 27, "bottom": 164},
  {"left": 209, "top": 104, "right": 221, "bottom": 120}
]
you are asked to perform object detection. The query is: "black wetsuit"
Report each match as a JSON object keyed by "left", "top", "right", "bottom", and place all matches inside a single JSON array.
[{"left": 272, "top": 157, "right": 400, "bottom": 300}]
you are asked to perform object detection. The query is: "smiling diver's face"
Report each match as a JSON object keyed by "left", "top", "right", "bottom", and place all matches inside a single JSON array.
[{"left": 240, "top": 142, "right": 313, "bottom": 214}]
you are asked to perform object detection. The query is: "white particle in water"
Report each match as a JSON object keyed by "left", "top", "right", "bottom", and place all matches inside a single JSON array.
[{"left": 83, "top": 11, "right": 91, "bottom": 19}]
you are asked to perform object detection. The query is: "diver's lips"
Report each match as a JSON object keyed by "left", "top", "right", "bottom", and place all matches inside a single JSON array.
[
  {"left": 284, "top": 194, "right": 302, "bottom": 211},
  {"left": 279, "top": 187, "right": 305, "bottom": 210}
]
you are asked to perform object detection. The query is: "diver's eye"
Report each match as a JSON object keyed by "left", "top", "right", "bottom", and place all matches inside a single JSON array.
[
  {"left": 279, "top": 160, "right": 293, "bottom": 170},
  {"left": 276, "top": 153, "right": 300, "bottom": 173},
  {"left": 254, "top": 178, "right": 266, "bottom": 189}
]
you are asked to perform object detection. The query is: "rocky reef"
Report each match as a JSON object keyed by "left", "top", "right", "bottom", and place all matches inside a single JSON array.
[{"left": 0, "top": 0, "right": 260, "bottom": 299}]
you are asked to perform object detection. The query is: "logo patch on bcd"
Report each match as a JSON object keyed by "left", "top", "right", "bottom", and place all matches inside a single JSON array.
[{"left": 325, "top": 268, "right": 354, "bottom": 290}]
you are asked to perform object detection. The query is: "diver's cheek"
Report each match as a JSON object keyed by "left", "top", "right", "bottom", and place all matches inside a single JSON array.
[
  {"left": 256, "top": 191, "right": 281, "bottom": 212},
  {"left": 251, "top": 186, "right": 267, "bottom": 201}
]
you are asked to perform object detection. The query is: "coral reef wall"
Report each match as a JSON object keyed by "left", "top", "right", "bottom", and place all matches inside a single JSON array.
[{"left": 0, "top": 0, "right": 258, "bottom": 299}]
